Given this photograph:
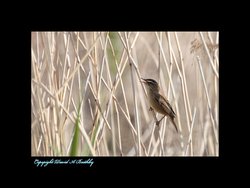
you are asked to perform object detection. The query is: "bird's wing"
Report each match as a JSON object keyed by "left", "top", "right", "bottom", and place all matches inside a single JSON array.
[{"left": 159, "top": 94, "right": 176, "bottom": 118}]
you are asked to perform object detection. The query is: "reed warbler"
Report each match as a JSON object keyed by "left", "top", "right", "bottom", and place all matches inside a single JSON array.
[{"left": 141, "top": 78, "right": 178, "bottom": 133}]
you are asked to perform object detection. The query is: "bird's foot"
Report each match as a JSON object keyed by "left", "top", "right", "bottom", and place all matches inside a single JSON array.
[{"left": 156, "top": 120, "right": 160, "bottom": 126}]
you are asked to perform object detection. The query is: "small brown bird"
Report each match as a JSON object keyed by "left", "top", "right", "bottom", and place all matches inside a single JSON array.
[{"left": 141, "top": 78, "right": 178, "bottom": 132}]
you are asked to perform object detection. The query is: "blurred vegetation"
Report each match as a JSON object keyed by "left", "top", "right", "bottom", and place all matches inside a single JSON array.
[{"left": 31, "top": 32, "right": 219, "bottom": 156}]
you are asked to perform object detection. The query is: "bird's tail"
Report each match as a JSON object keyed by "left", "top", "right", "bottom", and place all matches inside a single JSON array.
[{"left": 170, "top": 118, "right": 178, "bottom": 133}]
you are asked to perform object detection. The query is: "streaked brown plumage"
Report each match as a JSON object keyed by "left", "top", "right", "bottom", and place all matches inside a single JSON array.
[{"left": 141, "top": 78, "right": 178, "bottom": 133}]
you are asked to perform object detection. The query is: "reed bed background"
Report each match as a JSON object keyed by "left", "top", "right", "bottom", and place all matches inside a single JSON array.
[{"left": 31, "top": 32, "right": 219, "bottom": 156}]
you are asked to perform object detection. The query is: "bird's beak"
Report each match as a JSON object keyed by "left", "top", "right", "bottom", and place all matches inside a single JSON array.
[{"left": 141, "top": 78, "right": 146, "bottom": 83}]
